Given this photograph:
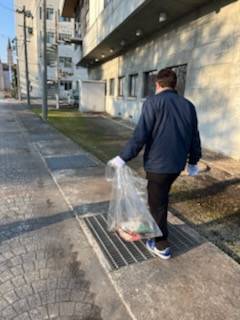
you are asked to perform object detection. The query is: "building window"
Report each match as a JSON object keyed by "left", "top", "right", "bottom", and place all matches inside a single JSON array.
[
  {"left": 46, "top": 8, "right": 54, "bottom": 20},
  {"left": 170, "top": 64, "right": 187, "bottom": 95},
  {"left": 129, "top": 74, "right": 138, "bottom": 97},
  {"left": 47, "top": 32, "right": 55, "bottom": 44},
  {"left": 58, "top": 33, "right": 71, "bottom": 42},
  {"left": 143, "top": 70, "right": 157, "bottom": 97},
  {"left": 60, "top": 81, "right": 72, "bottom": 91},
  {"left": 109, "top": 78, "right": 115, "bottom": 96},
  {"left": 39, "top": 7, "right": 42, "bottom": 19},
  {"left": 59, "top": 57, "right": 72, "bottom": 68},
  {"left": 59, "top": 16, "right": 71, "bottom": 22},
  {"left": 103, "top": 80, "right": 107, "bottom": 96},
  {"left": 118, "top": 76, "right": 125, "bottom": 97},
  {"left": 74, "top": 21, "right": 81, "bottom": 39}
]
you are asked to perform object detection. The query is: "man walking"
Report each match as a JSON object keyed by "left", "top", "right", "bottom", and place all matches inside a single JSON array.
[{"left": 109, "top": 68, "right": 201, "bottom": 259}]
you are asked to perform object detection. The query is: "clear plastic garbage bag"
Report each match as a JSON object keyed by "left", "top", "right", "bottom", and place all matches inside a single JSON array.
[{"left": 106, "top": 163, "right": 162, "bottom": 241}]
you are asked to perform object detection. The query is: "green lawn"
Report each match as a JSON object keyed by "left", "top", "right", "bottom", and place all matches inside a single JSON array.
[{"left": 33, "top": 108, "right": 126, "bottom": 163}]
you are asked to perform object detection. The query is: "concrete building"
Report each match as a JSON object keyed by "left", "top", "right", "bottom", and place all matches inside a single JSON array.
[
  {"left": 0, "top": 41, "right": 13, "bottom": 92},
  {"left": 0, "top": 60, "right": 11, "bottom": 92},
  {"left": 61, "top": 0, "right": 240, "bottom": 159},
  {"left": 15, "top": 0, "right": 87, "bottom": 100}
]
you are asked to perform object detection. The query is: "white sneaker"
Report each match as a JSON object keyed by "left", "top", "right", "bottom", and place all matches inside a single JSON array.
[{"left": 146, "top": 239, "right": 172, "bottom": 260}]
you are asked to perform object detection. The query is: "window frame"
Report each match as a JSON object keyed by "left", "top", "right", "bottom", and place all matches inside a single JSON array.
[
  {"left": 59, "top": 16, "right": 71, "bottom": 22},
  {"left": 60, "top": 81, "right": 72, "bottom": 91},
  {"left": 143, "top": 69, "right": 157, "bottom": 98},
  {"left": 118, "top": 76, "right": 125, "bottom": 97},
  {"left": 59, "top": 56, "right": 72, "bottom": 68},
  {"left": 109, "top": 78, "right": 115, "bottom": 96},
  {"left": 46, "top": 32, "right": 55, "bottom": 44},
  {"left": 46, "top": 8, "right": 54, "bottom": 20},
  {"left": 128, "top": 73, "right": 138, "bottom": 98},
  {"left": 168, "top": 64, "right": 187, "bottom": 96}
]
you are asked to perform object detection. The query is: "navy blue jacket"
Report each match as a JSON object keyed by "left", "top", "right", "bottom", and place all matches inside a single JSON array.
[{"left": 120, "top": 89, "right": 202, "bottom": 173}]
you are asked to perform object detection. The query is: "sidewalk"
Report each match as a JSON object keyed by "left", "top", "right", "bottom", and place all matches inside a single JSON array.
[
  {"left": 0, "top": 100, "right": 131, "bottom": 320},
  {"left": 29, "top": 103, "right": 240, "bottom": 318},
  {"left": 1, "top": 100, "right": 240, "bottom": 320}
]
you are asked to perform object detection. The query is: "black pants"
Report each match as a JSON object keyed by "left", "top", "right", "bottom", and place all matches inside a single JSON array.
[{"left": 147, "top": 172, "right": 180, "bottom": 247}]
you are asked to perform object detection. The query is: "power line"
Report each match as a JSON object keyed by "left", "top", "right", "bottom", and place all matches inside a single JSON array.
[{"left": 0, "top": 2, "right": 15, "bottom": 12}]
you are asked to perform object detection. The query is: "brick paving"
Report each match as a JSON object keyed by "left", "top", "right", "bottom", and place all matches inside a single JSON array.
[{"left": 0, "top": 102, "right": 131, "bottom": 320}]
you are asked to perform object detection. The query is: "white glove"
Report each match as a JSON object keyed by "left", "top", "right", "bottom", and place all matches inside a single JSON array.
[
  {"left": 108, "top": 156, "right": 125, "bottom": 168},
  {"left": 187, "top": 164, "right": 199, "bottom": 176}
]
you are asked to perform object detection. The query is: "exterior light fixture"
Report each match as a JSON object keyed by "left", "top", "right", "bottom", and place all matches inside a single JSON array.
[
  {"left": 95, "top": 58, "right": 99, "bottom": 62},
  {"left": 120, "top": 40, "right": 126, "bottom": 46},
  {"left": 136, "top": 29, "right": 143, "bottom": 37},
  {"left": 101, "top": 54, "right": 105, "bottom": 58},
  {"left": 109, "top": 48, "right": 114, "bottom": 53},
  {"left": 159, "top": 12, "right": 167, "bottom": 23}
]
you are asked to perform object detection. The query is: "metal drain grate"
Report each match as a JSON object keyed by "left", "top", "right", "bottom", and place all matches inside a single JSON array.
[
  {"left": 45, "top": 154, "right": 97, "bottom": 171},
  {"left": 84, "top": 214, "right": 201, "bottom": 270},
  {"left": 168, "top": 224, "right": 200, "bottom": 253},
  {"left": 85, "top": 214, "right": 154, "bottom": 270}
]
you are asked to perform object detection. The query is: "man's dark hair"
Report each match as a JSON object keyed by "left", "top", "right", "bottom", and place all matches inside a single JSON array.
[{"left": 157, "top": 68, "right": 177, "bottom": 88}]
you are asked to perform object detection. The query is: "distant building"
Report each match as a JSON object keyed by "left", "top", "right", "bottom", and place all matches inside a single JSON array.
[
  {"left": 15, "top": 0, "right": 87, "bottom": 100},
  {"left": 0, "top": 39, "right": 14, "bottom": 92},
  {"left": 60, "top": 0, "right": 240, "bottom": 159},
  {"left": 0, "top": 60, "right": 11, "bottom": 91},
  {"left": 7, "top": 39, "right": 13, "bottom": 84}
]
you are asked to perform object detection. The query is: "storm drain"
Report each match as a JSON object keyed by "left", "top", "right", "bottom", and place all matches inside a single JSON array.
[
  {"left": 85, "top": 214, "right": 154, "bottom": 270},
  {"left": 85, "top": 214, "right": 201, "bottom": 270},
  {"left": 45, "top": 154, "right": 97, "bottom": 171}
]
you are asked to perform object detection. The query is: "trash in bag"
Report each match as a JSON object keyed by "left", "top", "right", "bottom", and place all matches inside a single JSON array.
[{"left": 106, "top": 163, "right": 162, "bottom": 242}]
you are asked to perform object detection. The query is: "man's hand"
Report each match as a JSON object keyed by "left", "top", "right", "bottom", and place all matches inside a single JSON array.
[
  {"left": 187, "top": 164, "right": 199, "bottom": 176},
  {"left": 108, "top": 156, "right": 125, "bottom": 168}
]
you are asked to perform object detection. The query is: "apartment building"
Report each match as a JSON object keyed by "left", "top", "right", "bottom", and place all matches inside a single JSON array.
[
  {"left": 0, "top": 61, "right": 11, "bottom": 92},
  {"left": 15, "top": 0, "right": 87, "bottom": 99},
  {"left": 0, "top": 40, "right": 13, "bottom": 92},
  {"left": 61, "top": 0, "right": 240, "bottom": 159}
]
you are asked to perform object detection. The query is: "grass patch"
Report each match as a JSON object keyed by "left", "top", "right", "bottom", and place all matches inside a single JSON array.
[{"left": 32, "top": 108, "right": 127, "bottom": 163}]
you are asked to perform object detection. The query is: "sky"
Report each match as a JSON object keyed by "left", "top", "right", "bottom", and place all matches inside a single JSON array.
[{"left": 0, "top": 0, "right": 15, "bottom": 62}]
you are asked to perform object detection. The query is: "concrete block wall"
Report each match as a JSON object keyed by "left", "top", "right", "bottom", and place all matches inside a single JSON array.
[{"left": 89, "top": 0, "right": 240, "bottom": 159}]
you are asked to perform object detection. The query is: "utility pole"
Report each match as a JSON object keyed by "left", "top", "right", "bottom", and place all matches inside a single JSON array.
[
  {"left": 42, "top": 0, "right": 48, "bottom": 120},
  {"left": 55, "top": 9, "right": 60, "bottom": 109},
  {"left": 16, "top": 6, "right": 32, "bottom": 106}
]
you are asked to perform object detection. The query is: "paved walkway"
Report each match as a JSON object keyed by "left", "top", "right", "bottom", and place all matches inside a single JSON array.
[
  {"left": 1, "top": 100, "right": 240, "bottom": 320},
  {"left": 0, "top": 100, "right": 131, "bottom": 320}
]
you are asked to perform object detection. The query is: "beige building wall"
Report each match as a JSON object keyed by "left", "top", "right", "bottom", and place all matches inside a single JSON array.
[
  {"left": 89, "top": 0, "right": 104, "bottom": 28},
  {"left": 89, "top": 0, "right": 240, "bottom": 159},
  {"left": 15, "top": 0, "right": 87, "bottom": 99},
  {"left": 84, "top": 0, "right": 146, "bottom": 57},
  {"left": 0, "top": 62, "right": 5, "bottom": 91}
]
